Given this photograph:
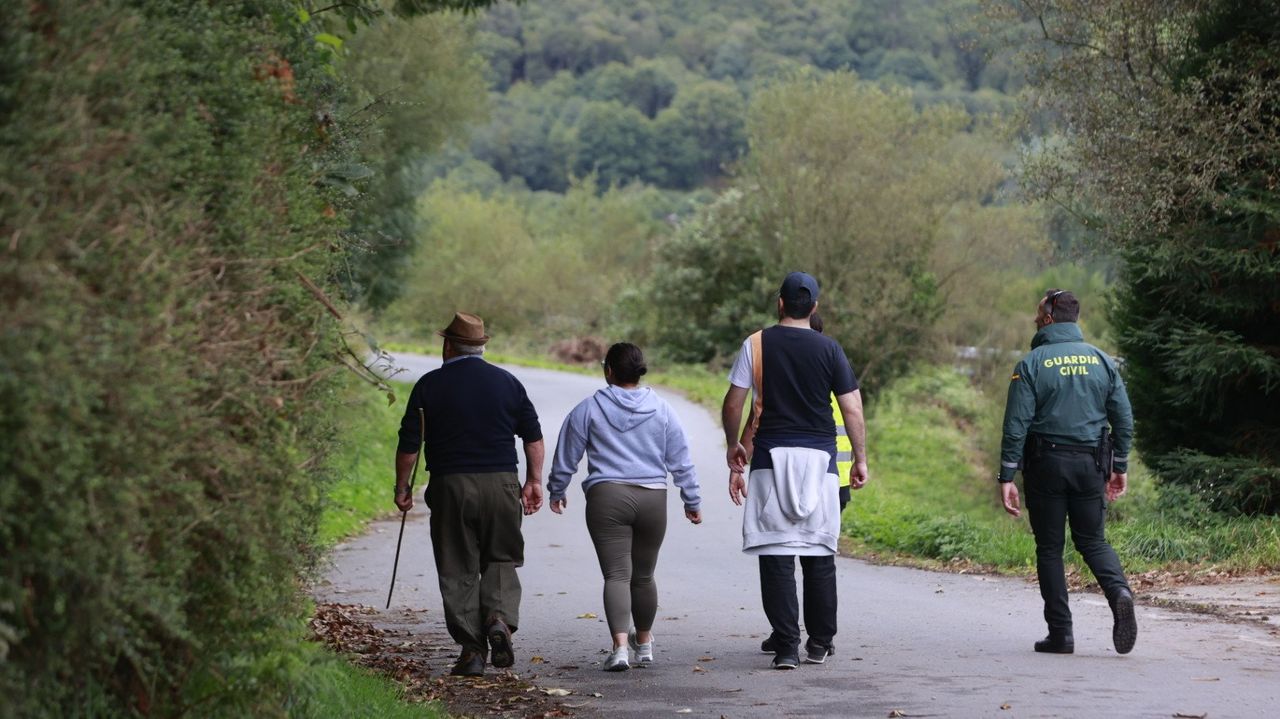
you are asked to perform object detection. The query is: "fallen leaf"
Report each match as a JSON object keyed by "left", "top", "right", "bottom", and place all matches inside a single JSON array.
[
  {"left": 529, "top": 656, "right": 546, "bottom": 664},
  {"left": 576, "top": 612, "right": 598, "bottom": 619},
  {"left": 1173, "top": 714, "right": 1207, "bottom": 719},
  {"left": 888, "top": 711, "right": 906, "bottom": 718},
  {"left": 542, "top": 688, "right": 572, "bottom": 697},
  {"left": 692, "top": 665, "right": 706, "bottom": 672},
  {"left": 591, "top": 692, "right": 603, "bottom": 698},
  {"left": 699, "top": 656, "right": 716, "bottom": 662},
  {"left": 1001, "top": 704, "right": 1012, "bottom": 710}
]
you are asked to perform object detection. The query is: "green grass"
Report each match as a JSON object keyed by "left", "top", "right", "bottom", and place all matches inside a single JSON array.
[
  {"left": 319, "top": 380, "right": 414, "bottom": 545},
  {"left": 289, "top": 638, "right": 446, "bottom": 719}
]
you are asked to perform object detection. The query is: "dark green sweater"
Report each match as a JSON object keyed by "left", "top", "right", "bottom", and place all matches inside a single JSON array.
[{"left": 998, "top": 323, "right": 1134, "bottom": 482}]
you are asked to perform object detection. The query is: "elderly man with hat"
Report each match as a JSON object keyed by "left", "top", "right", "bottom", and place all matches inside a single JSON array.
[
  {"left": 393, "top": 312, "right": 545, "bottom": 677},
  {"left": 721, "top": 272, "right": 869, "bottom": 670}
]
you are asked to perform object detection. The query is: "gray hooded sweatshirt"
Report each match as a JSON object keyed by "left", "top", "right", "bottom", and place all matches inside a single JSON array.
[{"left": 548, "top": 385, "right": 700, "bottom": 511}]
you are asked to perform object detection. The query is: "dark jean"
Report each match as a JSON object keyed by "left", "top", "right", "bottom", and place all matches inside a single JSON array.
[
  {"left": 1024, "top": 449, "right": 1130, "bottom": 635},
  {"left": 759, "top": 554, "right": 837, "bottom": 654}
]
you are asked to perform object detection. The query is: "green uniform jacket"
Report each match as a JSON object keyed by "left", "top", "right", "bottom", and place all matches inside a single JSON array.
[{"left": 998, "top": 323, "right": 1134, "bottom": 482}]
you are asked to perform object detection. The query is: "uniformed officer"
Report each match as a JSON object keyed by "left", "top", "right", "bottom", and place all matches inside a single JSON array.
[{"left": 997, "top": 289, "right": 1138, "bottom": 655}]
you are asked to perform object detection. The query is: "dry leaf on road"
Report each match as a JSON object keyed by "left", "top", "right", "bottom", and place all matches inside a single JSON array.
[{"left": 541, "top": 688, "right": 572, "bottom": 697}]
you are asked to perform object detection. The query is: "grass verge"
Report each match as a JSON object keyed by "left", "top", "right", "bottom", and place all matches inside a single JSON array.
[
  {"left": 292, "top": 638, "right": 447, "bottom": 719},
  {"left": 845, "top": 367, "right": 1280, "bottom": 578},
  {"left": 319, "top": 380, "right": 414, "bottom": 545}
]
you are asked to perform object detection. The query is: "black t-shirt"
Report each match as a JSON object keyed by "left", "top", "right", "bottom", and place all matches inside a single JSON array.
[{"left": 753, "top": 325, "right": 858, "bottom": 473}]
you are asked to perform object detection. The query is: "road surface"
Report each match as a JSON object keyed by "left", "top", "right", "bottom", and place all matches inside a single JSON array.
[{"left": 316, "top": 353, "right": 1280, "bottom": 718}]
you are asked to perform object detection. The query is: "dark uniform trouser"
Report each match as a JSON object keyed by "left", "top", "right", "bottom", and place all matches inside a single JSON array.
[
  {"left": 427, "top": 471, "right": 524, "bottom": 653},
  {"left": 1024, "top": 449, "right": 1130, "bottom": 636}
]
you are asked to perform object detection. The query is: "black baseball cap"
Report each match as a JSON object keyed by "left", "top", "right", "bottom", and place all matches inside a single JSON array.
[{"left": 780, "top": 271, "right": 820, "bottom": 302}]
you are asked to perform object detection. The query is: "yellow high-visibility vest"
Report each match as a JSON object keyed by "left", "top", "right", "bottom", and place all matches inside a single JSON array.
[{"left": 831, "top": 394, "right": 852, "bottom": 488}]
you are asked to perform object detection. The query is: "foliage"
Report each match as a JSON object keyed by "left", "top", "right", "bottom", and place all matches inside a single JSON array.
[
  {"left": 0, "top": 0, "right": 488, "bottom": 714},
  {"left": 339, "top": 12, "right": 488, "bottom": 310},
  {"left": 383, "top": 176, "right": 668, "bottom": 341},
  {"left": 319, "top": 382, "right": 413, "bottom": 545},
  {"left": 998, "top": 0, "right": 1280, "bottom": 513},
  {"left": 622, "top": 189, "right": 774, "bottom": 366},
  {"left": 631, "top": 71, "right": 1043, "bottom": 391},
  {"left": 442, "top": 0, "right": 1023, "bottom": 193}
]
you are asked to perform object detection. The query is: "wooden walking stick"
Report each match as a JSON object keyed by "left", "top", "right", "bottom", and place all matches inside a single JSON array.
[{"left": 386, "top": 406, "right": 424, "bottom": 609}]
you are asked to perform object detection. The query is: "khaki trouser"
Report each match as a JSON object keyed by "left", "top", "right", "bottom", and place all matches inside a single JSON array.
[{"left": 426, "top": 471, "right": 524, "bottom": 652}]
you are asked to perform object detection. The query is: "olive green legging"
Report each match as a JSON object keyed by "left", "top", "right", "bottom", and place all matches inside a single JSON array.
[{"left": 584, "top": 482, "right": 668, "bottom": 635}]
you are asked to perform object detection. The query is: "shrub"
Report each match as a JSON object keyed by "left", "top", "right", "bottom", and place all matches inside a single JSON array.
[{"left": 0, "top": 1, "right": 352, "bottom": 714}]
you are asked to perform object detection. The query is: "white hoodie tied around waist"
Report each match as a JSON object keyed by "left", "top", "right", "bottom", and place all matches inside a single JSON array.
[{"left": 742, "top": 446, "right": 839, "bottom": 555}]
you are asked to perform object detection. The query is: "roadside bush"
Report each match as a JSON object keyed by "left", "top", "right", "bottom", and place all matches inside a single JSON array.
[{"left": 0, "top": 2, "right": 351, "bottom": 714}]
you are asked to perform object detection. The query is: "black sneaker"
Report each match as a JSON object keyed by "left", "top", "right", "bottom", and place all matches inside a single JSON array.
[
  {"left": 1110, "top": 588, "right": 1138, "bottom": 655},
  {"left": 772, "top": 652, "right": 799, "bottom": 670},
  {"left": 760, "top": 635, "right": 781, "bottom": 654},
  {"left": 487, "top": 617, "right": 514, "bottom": 668},
  {"left": 804, "top": 640, "right": 834, "bottom": 664}
]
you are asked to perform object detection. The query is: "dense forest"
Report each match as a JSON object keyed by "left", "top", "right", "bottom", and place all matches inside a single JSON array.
[{"left": 364, "top": 0, "right": 1058, "bottom": 396}]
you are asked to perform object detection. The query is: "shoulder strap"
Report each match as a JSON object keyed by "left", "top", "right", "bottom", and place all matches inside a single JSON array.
[{"left": 749, "top": 330, "right": 763, "bottom": 434}]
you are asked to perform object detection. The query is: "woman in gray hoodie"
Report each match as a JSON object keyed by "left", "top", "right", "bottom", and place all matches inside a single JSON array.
[{"left": 548, "top": 342, "right": 702, "bottom": 671}]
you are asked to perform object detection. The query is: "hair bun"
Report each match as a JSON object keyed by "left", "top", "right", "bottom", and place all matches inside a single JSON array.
[{"left": 638, "top": 367, "right": 648, "bottom": 376}]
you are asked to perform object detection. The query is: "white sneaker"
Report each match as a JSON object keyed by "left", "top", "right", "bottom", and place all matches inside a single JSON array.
[
  {"left": 602, "top": 646, "right": 630, "bottom": 672},
  {"left": 628, "top": 627, "right": 654, "bottom": 666}
]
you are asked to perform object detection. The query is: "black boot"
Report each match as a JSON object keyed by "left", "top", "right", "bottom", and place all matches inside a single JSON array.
[
  {"left": 1034, "top": 633, "right": 1074, "bottom": 654},
  {"left": 1110, "top": 588, "right": 1138, "bottom": 655}
]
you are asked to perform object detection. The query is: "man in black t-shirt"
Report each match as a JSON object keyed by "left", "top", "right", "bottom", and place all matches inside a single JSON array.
[{"left": 721, "top": 272, "right": 869, "bottom": 669}]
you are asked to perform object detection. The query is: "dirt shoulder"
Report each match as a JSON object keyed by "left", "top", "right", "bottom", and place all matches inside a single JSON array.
[{"left": 310, "top": 603, "right": 579, "bottom": 719}]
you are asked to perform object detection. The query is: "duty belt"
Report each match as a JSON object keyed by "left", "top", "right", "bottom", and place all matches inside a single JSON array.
[{"left": 1039, "top": 439, "right": 1097, "bottom": 454}]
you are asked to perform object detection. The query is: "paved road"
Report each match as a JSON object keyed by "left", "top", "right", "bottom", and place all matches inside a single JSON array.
[{"left": 317, "top": 353, "right": 1280, "bottom": 719}]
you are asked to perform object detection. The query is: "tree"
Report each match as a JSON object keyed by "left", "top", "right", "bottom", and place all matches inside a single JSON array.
[
  {"left": 582, "top": 60, "right": 678, "bottom": 118},
  {"left": 653, "top": 80, "right": 748, "bottom": 188},
  {"left": 640, "top": 71, "right": 1025, "bottom": 391},
  {"left": 341, "top": 12, "right": 487, "bottom": 309},
  {"left": 572, "top": 100, "right": 658, "bottom": 186},
  {"left": 997, "top": 0, "right": 1280, "bottom": 513}
]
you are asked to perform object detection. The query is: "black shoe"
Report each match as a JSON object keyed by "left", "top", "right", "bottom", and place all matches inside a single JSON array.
[
  {"left": 450, "top": 650, "right": 485, "bottom": 677},
  {"left": 1033, "top": 634, "right": 1075, "bottom": 654},
  {"left": 487, "top": 617, "right": 514, "bottom": 668},
  {"left": 804, "top": 640, "right": 834, "bottom": 664},
  {"left": 772, "top": 652, "right": 799, "bottom": 670},
  {"left": 760, "top": 634, "right": 781, "bottom": 654},
  {"left": 1110, "top": 588, "right": 1138, "bottom": 655}
]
